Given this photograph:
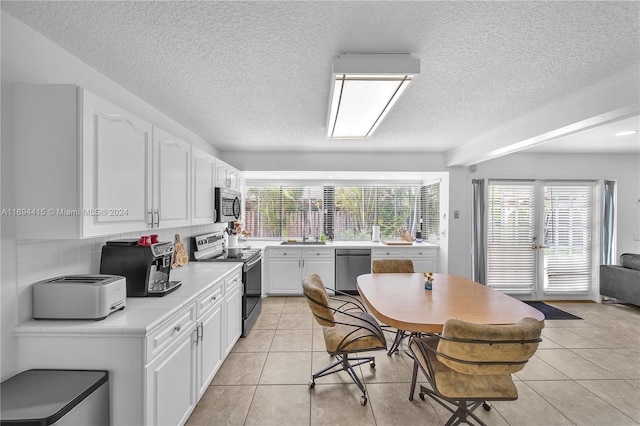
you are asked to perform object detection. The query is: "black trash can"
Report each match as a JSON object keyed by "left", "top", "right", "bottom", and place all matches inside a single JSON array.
[{"left": 1, "top": 369, "right": 109, "bottom": 426}]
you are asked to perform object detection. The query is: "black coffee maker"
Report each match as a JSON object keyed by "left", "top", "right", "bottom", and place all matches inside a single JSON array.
[{"left": 100, "top": 239, "right": 181, "bottom": 297}]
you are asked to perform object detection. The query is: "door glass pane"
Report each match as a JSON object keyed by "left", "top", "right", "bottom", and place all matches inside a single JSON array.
[
  {"left": 487, "top": 182, "right": 536, "bottom": 293},
  {"left": 543, "top": 185, "right": 593, "bottom": 293}
]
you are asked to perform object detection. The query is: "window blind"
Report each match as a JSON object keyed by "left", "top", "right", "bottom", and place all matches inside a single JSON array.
[
  {"left": 245, "top": 183, "right": 440, "bottom": 241},
  {"left": 422, "top": 182, "right": 440, "bottom": 242},
  {"left": 543, "top": 184, "right": 592, "bottom": 293},
  {"left": 487, "top": 183, "right": 536, "bottom": 293}
]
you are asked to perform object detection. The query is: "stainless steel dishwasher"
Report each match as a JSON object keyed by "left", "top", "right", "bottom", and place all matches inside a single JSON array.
[{"left": 335, "top": 249, "right": 371, "bottom": 294}]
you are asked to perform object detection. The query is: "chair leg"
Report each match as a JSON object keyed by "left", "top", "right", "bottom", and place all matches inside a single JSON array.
[
  {"left": 409, "top": 359, "right": 419, "bottom": 401},
  {"left": 309, "top": 353, "right": 375, "bottom": 405},
  {"left": 387, "top": 329, "right": 406, "bottom": 355}
]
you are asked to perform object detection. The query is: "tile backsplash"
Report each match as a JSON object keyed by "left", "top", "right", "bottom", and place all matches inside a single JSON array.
[{"left": 15, "top": 223, "right": 222, "bottom": 321}]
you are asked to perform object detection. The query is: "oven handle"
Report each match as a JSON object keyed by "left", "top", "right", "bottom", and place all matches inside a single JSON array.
[{"left": 245, "top": 255, "right": 262, "bottom": 270}]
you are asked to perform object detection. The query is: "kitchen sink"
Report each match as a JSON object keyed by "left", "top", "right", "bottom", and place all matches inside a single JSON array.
[{"left": 280, "top": 241, "right": 327, "bottom": 245}]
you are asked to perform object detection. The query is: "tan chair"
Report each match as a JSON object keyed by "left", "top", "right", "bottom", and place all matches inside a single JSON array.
[
  {"left": 302, "top": 274, "right": 387, "bottom": 406},
  {"left": 371, "top": 259, "right": 415, "bottom": 355},
  {"left": 408, "top": 317, "right": 542, "bottom": 426},
  {"left": 372, "top": 259, "right": 415, "bottom": 274}
]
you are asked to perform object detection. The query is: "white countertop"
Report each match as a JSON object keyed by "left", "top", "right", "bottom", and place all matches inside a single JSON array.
[{"left": 14, "top": 262, "right": 242, "bottom": 337}]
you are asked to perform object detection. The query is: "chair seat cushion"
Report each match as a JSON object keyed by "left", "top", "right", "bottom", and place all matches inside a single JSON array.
[
  {"left": 323, "top": 311, "right": 386, "bottom": 354},
  {"left": 411, "top": 336, "right": 518, "bottom": 400}
]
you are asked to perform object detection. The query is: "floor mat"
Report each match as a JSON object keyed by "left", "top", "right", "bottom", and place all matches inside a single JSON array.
[{"left": 524, "top": 301, "right": 583, "bottom": 320}]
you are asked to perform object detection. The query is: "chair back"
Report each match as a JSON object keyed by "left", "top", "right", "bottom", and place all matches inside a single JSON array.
[
  {"left": 436, "top": 317, "right": 542, "bottom": 375},
  {"left": 372, "top": 259, "right": 415, "bottom": 274},
  {"left": 302, "top": 274, "right": 335, "bottom": 327}
]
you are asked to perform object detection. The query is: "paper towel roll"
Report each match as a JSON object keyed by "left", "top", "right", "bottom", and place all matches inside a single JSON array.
[{"left": 372, "top": 225, "right": 380, "bottom": 242}]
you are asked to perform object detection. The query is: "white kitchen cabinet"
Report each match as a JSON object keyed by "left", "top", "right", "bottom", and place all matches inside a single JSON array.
[
  {"left": 15, "top": 264, "right": 243, "bottom": 426},
  {"left": 224, "top": 270, "right": 243, "bottom": 356},
  {"left": 215, "top": 159, "right": 240, "bottom": 190},
  {"left": 145, "top": 302, "right": 198, "bottom": 426},
  {"left": 195, "top": 282, "right": 224, "bottom": 399},
  {"left": 153, "top": 127, "right": 191, "bottom": 229},
  {"left": 13, "top": 84, "right": 196, "bottom": 238},
  {"left": 302, "top": 248, "right": 336, "bottom": 290},
  {"left": 371, "top": 247, "right": 439, "bottom": 273},
  {"left": 267, "top": 248, "right": 303, "bottom": 294},
  {"left": 191, "top": 147, "right": 216, "bottom": 225},
  {"left": 14, "top": 84, "right": 155, "bottom": 238},
  {"left": 145, "top": 328, "right": 197, "bottom": 426},
  {"left": 82, "top": 90, "right": 155, "bottom": 236},
  {"left": 266, "top": 248, "right": 335, "bottom": 295}
]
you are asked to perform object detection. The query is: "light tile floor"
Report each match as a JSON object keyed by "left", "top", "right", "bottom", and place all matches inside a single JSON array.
[{"left": 186, "top": 297, "right": 640, "bottom": 426}]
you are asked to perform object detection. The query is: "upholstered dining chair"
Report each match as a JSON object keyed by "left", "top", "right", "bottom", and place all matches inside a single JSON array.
[
  {"left": 408, "top": 317, "right": 542, "bottom": 426},
  {"left": 302, "top": 274, "right": 387, "bottom": 406},
  {"left": 371, "top": 259, "right": 415, "bottom": 355}
]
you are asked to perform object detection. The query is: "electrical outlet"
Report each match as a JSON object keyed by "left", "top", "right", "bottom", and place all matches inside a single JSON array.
[{"left": 454, "top": 211, "right": 460, "bottom": 219}]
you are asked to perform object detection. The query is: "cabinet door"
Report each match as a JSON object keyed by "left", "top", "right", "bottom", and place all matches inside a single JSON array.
[
  {"left": 216, "top": 162, "right": 229, "bottom": 188},
  {"left": 82, "top": 90, "right": 153, "bottom": 237},
  {"left": 154, "top": 127, "right": 191, "bottom": 228},
  {"left": 303, "top": 250, "right": 335, "bottom": 290},
  {"left": 192, "top": 147, "right": 216, "bottom": 225},
  {"left": 224, "top": 283, "right": 243, "bottom": 356},
  {"left": 146, "top": 330, "right": 197, "bottom": 426},
  {"left": 409, "top": 256, "right": 437, "bottom": 274},
  {"left": 404, "top": 249, "right": 438, "bottom": 274},
  {"left": 197, "top": 301, "right": 223, "bottom": 399},
  {"left": 267, "top": 251, "right": 302, "bottom": 294}
]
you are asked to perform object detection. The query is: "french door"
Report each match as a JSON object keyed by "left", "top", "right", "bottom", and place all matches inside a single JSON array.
[{"left": 486, "top": 180, "right": 595, "bottom": 300}]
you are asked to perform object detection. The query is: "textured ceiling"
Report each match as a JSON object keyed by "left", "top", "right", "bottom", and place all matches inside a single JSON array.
[{"left": 2, "top": 1, "right": 639, "bottom": 156}]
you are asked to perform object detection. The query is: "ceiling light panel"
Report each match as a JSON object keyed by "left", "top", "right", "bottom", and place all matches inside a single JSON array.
[{"left": 327, "top": 54, "right": 420, "bottom": 139}]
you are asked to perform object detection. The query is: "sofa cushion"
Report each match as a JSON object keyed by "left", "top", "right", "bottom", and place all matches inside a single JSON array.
[{"left": 621, "top": 253, "right": 640, "bottom": 271}]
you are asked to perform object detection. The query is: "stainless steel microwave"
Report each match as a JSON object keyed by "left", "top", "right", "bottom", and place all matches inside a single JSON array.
[{"left": 215, "top": 187, "right": 241, "bottom": 223}]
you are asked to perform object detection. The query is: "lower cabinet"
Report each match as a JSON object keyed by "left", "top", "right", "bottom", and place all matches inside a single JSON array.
[
  {"left": 15, "top": 265, "right": 243, "bottom": 426},
  {"left": 224, "top": 272, "right": 243, "bottom": 356},
  {"left": 371, "top": 247, "right": 439, "bottom": 273},
  {"left": 266, "top": 248, "right": 335, "bottom": 295},
  {"left": 196, "top": 289, "right": 224, "bottom": 399},
  {"left": 145, "top": 326, "right": 197, "bottom": 426}
]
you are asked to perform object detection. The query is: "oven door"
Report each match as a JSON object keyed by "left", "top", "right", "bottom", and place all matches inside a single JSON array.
[
  {"left": 243, "top": 254, "right": 262, "bottom": 336},
  {"left": 215, "top": 187, "right": 241, "bottom": 223}
]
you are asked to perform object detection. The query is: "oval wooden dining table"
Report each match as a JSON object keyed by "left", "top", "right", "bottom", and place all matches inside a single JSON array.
[{"left": 356, "top": 273, "right": 545, "bottom": 334}]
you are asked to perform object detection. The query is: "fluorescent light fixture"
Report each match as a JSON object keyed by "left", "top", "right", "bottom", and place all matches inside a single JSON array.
[
  {"left": 327, "top": 54, "right": 420, "bottom": 139},
  {"left": 615, "top": 130, "right": 638, "bottom": 136}
]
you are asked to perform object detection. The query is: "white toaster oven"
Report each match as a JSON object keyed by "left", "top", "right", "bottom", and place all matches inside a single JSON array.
[{"left": 33, "top": 275, "right": 126, "bottom": 320}]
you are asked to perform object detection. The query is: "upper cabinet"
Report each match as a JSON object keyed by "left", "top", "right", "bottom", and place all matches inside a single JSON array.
[
  {"left": 81, "top": 90, "right": 155, "bottom": 236},
  {"left": 13, "top": 84, "right": 197, "bottom": 238},
  {"left": 191, "top": 147, "right": 216, "bottom": 225},
  {"left": 215, "top": 159, "right": 240, "bottom": 191},
  {"left": 152, "top": 127, "right": 191, "bottom": 229}
]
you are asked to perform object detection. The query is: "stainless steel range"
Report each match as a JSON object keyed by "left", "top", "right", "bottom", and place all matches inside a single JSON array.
[{"left": 192, "top": 231, "right": 262, "bottom": 337}]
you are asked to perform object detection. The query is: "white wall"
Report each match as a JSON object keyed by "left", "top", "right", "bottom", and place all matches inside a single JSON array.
[{"left": 0, "top": 11, "right": 224, "bottom": 380}]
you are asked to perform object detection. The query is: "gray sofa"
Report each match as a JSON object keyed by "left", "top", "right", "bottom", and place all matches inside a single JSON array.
[{"left": 600, "top": 253, "right": 640, "bottom": 306}]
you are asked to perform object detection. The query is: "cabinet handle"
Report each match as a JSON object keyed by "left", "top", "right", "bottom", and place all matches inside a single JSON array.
[
  {"left": 154, "top": 209, "right": 160, "bottom": 228},
  {"left": 174, "top": 324, "right": 181, "bottom": 332},
  {"left": 199, "top": 323, "right": 204, "bottom": 342},
  {"left": 210, "top": 295, "right": 217, "bottom": 301},
  {"left": 148, "top": 210, "right": 154, "bottom": 228}
]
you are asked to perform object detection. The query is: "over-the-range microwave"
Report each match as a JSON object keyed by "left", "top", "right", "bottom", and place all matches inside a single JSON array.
[{"left": 215, "top": 187, "right": 241, "bottom": 223}]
